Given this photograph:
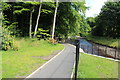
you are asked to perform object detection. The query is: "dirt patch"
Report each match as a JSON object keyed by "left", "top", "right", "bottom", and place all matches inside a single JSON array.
[
  {"left": 32, "top": 50, "right": 61, "bottom": 60},
  {"left": 16, "top": 50, "right": 62, "bottom": 78},
  {"left": 16, "top": 62, "right": 45, "bottom": 78}
]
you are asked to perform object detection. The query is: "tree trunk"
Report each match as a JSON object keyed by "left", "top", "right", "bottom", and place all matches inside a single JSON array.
[
  {"left": 33, "top": 1, "right": 42, "bottom": 37},
  {"left": 29, "top": 8, "right": 34, "bottom": 38},
  {"left": 51, "top": 0, "right": 58, "bottom": 39}
]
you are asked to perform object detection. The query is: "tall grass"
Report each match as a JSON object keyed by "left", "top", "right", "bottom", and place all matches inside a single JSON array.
[
  {"left": 85, "top": 34, "right": 119, "bottom": 48},
  {"left": 2, "top": 38, "right": 64, "bottom": 78}
]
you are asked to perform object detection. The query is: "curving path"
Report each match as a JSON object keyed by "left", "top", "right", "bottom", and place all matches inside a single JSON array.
[{"left": 26, "top": 44, "right": 76, "bottom": 78}]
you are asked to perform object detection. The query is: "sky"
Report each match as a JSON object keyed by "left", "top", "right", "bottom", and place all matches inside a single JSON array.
[{"left": 85, "top": 0, "right": 108, "bottom": 17}]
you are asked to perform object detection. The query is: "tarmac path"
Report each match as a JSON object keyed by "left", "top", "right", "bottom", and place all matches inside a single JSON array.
[{"left": 27, "top": 44, "right": 76, "bottom": 78}]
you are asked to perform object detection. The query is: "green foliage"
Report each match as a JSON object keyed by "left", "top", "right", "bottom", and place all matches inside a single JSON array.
[
  {"left": 3, "top": 2, "right": 89, "bottom": 39},
  {"left": 24, "top": 1, "right": 40, "bottom": 6},
  {"left": 2, "top": 15, "right": 20, "bottom": 36},
  {"left": 1, "top": 16, "right": 19, "bottom": 51},
  {"left": 72, "top": 2, "right": 87, "bottom": 14},
  {"left": 13, "top": 6, "right": 23, "bottom": 9},
  {"left": 6, "top": 22, "right": 20, "bottom": 36},
  {"left": 79, "top": 17, "right": 91, "bottom": 35},
  {"left": 92, "top": 1, "right": 120, "bottom": 38},
  {"left": 86, "top": 17, "right": 95, "bottom": 28},
  {"left": 3, "top": 2, "right": 56, "bottom": 37},
  {"left": 56, "top": 2, "right": 89, "bottom": 38},
  {"left": 41, "top": 9, "right": 52, "bottom": 14},
  {"left": 2, "top": 38, "right": 64, "bottom": 78},
  {"left": 36, "top": 28, "right": 50, "bottom": 40},
  {"left": 85, "top": 34, "right": 120, "bottom": 48},
  {"left": 2, "top": 2, "right": 11, "bottom": 10},
  {"left": 13, "top": 8, "right": 30, "bottom": 14},
  {"left": 42, "top": 2, "right": 55, "bottom": 8},
  {"left": 1, "top": 27, "right": 14, "bottom": 51}
]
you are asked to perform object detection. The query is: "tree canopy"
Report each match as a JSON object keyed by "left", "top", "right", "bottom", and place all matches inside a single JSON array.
[
  {"left": 92, "top": 1, "right": 120, "bottom": 38},
  {"left": 2, "top": 2, "right": 90, "bottom": 38}
]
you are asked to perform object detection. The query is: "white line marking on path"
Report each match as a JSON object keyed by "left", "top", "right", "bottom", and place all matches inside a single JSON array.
[
  {"left": 70, "top": 61, "right": 75, "bottom": 79},
  {"left": 26, "top": 45, "right": 65, "bottom": 78}
]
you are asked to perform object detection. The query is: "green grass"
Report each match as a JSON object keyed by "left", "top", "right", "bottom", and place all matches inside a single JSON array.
[
  {"left": 78, "top": 53, "right": 119, "bottom": 78},
  {"left": 0, "top": 51, "right": 1, "bottom": 80},
  {"left": 2, "top": 38, "right": 64, "bottom": 78},
  {"left": 85, "top": 34, "right": 120, "bottom": 48}
]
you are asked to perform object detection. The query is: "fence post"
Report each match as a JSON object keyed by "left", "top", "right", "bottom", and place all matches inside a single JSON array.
[{"left": 75, "top": 39, "right": 80, "bottom": 80}]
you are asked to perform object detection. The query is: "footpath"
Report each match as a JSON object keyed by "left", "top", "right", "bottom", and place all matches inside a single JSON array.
[{"left": 26, "top": 44, "right": 76, "bottom": 78}]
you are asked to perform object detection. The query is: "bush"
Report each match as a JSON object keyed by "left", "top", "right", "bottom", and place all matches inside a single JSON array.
[{"left": 1, "top": 27, "right": 14, "bottom": 51}]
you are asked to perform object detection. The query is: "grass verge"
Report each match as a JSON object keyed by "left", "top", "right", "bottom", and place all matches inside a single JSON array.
[
  {"left": 2, "top": 38, "right": 64, "bottom": 78},
  {"left": 85, "top": 34, "right": 120, "bottom": 48},
  {"left": 0, "top": 50, "right": 1, "bottom": 80},
  {"left": 78, "top": 53, "right": 119, "bottom": 78}
]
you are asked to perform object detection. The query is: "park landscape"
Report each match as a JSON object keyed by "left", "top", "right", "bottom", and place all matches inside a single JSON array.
[{"left": 0, "top": 0, "right": 120, "bottom": 79}]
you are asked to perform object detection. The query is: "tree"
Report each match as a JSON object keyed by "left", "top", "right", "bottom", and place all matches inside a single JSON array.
[
  {"left": 55, "top": 2, "right": 89, "bottom": 38},
  {"left": 51, "top": 0, "right": 58, "bottom": 39},
  {"left": 29, "top": 8, "right": 34, "bottom": 38},
  {"left": 23, "top": 2, "right": 40, "bottom": 38},
  {"left": 3, "top": 2, "right": 89, "bottom": 39},
  {"left": 33, "top": 0, "right": 42, "bottom": 37},
  {"left": 92, "top": 1, "right": 120, "bottom": 38},
  {"left": 86, "top": 17, "right": 95, "bottom": 28}
]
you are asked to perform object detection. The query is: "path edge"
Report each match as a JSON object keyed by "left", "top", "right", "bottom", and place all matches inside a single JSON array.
[
  {"left": 25, "top": 44, "right": 65, "bottom": 78},
  {"left": 68, "top": 43, "right": 120, "bottom": 79},
  {"left": 67, "top": 44, "right": 76, "bottom": 79}
]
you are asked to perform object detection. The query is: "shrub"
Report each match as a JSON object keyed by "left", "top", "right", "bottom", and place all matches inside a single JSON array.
[{"left": 1, "top": 27, "right": 14, "bottom": 51}]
